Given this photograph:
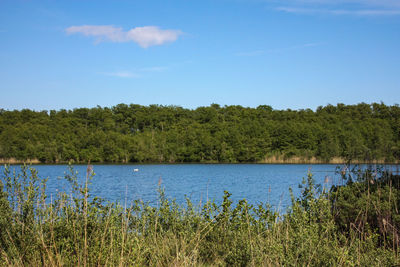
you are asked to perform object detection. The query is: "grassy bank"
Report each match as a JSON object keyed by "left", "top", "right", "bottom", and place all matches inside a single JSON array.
[
  {"left": 261, "top": 155, "right": 400, "bottom": 164},
  {"left": 0, "top": 158, "right": 41, "bottom": 164},
  {"left": 1, "top": 156, "right": 399, "bottom": 165},
  {"left": 1, "top": 165, "right": 399, "bottom": 266}
]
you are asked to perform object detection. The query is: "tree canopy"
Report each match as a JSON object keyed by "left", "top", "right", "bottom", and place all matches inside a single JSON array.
[{"left": 0, "top": 102, "right": 399, "bottom": 163}]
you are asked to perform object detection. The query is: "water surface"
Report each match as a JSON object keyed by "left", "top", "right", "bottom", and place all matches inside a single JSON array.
[{"left": 2, "top": 164, "right": 396, "bottom": 210}]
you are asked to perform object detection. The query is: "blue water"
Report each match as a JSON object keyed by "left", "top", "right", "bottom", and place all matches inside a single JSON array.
[{"left": 2, "top": 164, "right": 396, "bottom": 210}]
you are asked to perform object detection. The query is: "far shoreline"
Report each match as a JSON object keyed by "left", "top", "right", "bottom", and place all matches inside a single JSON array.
[{"left": 1, "top": 157, "right": 399, "bottom": 166}]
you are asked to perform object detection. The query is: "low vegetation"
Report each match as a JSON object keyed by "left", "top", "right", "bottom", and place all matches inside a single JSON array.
[
  {"left": 1, "top": 164, "right": 399, "bottom": 266},
  {"left": 1, "top": 102, "right": 400, "bottom": 163}
]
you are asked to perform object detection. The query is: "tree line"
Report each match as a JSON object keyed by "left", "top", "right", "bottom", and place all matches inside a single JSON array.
[{"left": 0, "top": 102, "right": 399, "bottom": 163}]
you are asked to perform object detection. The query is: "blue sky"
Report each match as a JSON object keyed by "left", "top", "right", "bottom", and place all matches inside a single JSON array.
[{"left": 0, "top": 0, "right": 399, "bottom": 111}]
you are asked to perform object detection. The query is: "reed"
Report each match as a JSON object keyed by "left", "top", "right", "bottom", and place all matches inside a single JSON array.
[
  {"left": 0, "top": 164, "right": 399, "bottom": 266},
  {"left": 261, "top": 155, "right": 399, "bottom": 164}
]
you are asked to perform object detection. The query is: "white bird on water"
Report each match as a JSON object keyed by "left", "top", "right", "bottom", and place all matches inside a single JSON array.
[{"left": 133, "top": 168, "right": 139, "bottom": 172}]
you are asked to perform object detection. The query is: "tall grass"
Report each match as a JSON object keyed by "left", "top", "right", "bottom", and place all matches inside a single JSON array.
[{"left": 0, "top": 164, "right": 399, "bottom": 266}]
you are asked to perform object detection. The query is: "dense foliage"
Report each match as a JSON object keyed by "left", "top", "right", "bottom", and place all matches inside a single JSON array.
[
  {"left": 0, "top": 102, "right": 399, "bottom": 163},
  {"left": 1, "top": 165, "right": 399, "bottom": 266},
  {"left": 331, "top": 167, "right": 400, "bottom": 251}
]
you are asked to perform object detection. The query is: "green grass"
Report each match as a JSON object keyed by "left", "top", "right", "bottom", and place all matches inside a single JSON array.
[{"left": 0, "top": 164, "right": 399, "bottom": 266}]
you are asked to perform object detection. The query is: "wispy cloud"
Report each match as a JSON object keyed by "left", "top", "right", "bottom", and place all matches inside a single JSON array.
[
  {"left": 236, "top": 42, "right": 323, "bottom": 56},
  {"left": 102, "top": 71, "right": 140, "bottom": 78},
  {"left": 140, "top": 66, "right": 168, "bottom": 72},
  {"left": 236, "top": 50, "right": 267, "bottom": 57},
  {"left": 267, "top": 0, "right": 400, "bottom": 16},
  {"left": 270, "top": 0, "right": 400, "bottom": 8},
  {"left": 100, "top": 66, "right": 168, "bottom": 78},
  {"left": 66, "top": 25, "right": 182, "bottom": 48},
  {"left": 277, "top": 6, "right": 400, "bottom": 16}
]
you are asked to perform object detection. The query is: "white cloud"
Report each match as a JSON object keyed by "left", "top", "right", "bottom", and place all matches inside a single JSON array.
[
  {"left": 331, "top": 9, "right": 400, "bottom": 15},
  {"left": 236, "top": 50, "right": 267, "bottom": 56},
  {"left": 140, "top": 66, "right": 168, "bottom": 72},
  {"left": 266, "top": 0, "right": 400, "bottom": 16},
  {"left": 102, "top": 71, "right": 140, "bottom": 78},
  {"left": 236, "top": 42, "right": 323, "bottom": 56},
  {"left": 100, "top": 66, "right": 168, "bottom": 78},
  {"left": 127, "top": 26, "right": 182, "bottom": 48},
  {"left": 277, "top": 6, "right": 400, "bottom": 15},
  {"left": 66, "top": 25, "right": 182, "bottom": 48},
  {"left": 271, "top": 0, "right": 400, "bottom": 8}
]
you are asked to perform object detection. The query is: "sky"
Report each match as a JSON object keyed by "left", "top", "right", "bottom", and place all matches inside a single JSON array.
[{"left": 0, "top": 0, "right": 399, "bottom": 111}]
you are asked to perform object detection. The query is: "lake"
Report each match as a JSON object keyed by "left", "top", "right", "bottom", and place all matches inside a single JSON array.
[{"left": 2, "top": 164, "right": 397, "bottom": 210}]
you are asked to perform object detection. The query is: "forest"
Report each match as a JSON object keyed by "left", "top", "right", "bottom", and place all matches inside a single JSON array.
[{"left": 0, "top": 102, "right": 399, "bottom": 163}]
